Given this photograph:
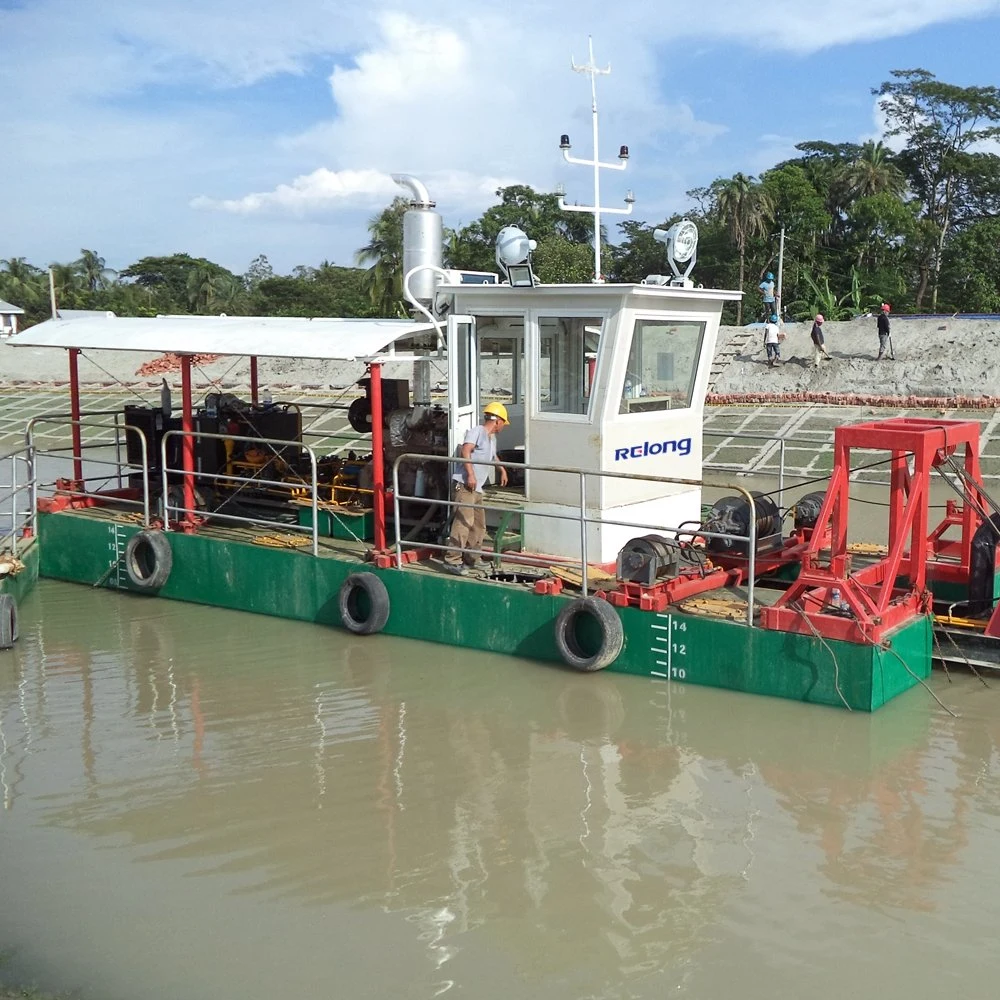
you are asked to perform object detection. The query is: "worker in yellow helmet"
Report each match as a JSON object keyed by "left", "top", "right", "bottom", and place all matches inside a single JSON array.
[{"left": 443, "top": 402, "right": 509, "bottom": 575}]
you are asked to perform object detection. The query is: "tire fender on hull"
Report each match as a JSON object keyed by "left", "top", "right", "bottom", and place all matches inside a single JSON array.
[
  {"left": 338, "top": 572, "right": 391, "bottom": 635},
  {"left": 125, "top": 529, "right": 173, "bottom": 591},
  {"left": 554, "top": 596, "right": 624, "bottom": 672},
  {"left": 0, "top": 593, "right": 18, "bottom": 649}
]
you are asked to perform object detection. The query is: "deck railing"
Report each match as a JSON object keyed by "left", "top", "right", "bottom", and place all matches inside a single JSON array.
[
  {"left": 391, "top": 452, "right": 761, "bottom": 627},
  {"left": 0, "top": 445, "right": 36, "bottom": 558},
  {"left": 26, "top": 411, "right": 152, "bottom": 525},
  {"left": 160, "top": 429, "right": 322, "bottom": 556}
]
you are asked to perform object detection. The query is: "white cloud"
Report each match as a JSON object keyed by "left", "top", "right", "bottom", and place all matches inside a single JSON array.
[
  {"left": 3, "top": 0, "right": 1000, "bottom": 272},
  {"left": 192, "top": 168, "right": 401, "bottom": 214}
]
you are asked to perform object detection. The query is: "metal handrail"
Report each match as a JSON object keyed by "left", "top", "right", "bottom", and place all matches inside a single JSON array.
[
  {"left": 391, "top": 452, "right": 759, "bottom": 625},
  {"left": 26, "top": 416, "right": 152, "bottom": 526},
  {"left": 160, "top": 429, "right": 320, "bottom": 556},
  {"left": 0, "top": 445, "right": 35, "bottom": 558}
]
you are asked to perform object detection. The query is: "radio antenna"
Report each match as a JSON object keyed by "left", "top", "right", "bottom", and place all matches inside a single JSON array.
[{"left": 557, "top": 36, "right": 633, "bottom": 283}]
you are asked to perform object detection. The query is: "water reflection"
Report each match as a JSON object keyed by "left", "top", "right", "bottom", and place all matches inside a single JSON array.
[{"left": 1, "top": 582, "right": 999, "bottom": 997}]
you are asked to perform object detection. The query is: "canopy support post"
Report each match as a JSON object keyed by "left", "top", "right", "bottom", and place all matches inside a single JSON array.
[
  {"left": 370, "top": 361, "right": 386, "bottom": 552},
  {"left": 69, "top": 347, "right": 83, "bottom": 486},
  {"left": 250, "top": 356, "right": 259, "bottom": 406},
  {"left": 180, "top": 354, "right": 197, "bottom": 532}
]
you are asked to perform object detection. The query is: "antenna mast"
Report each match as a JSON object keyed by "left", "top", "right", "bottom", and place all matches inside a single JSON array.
[{"left": 557, "top": 36, "right": 634, "bottom": 283}]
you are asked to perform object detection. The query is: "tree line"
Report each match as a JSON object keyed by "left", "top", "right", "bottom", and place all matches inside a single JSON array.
[{"left": 3, "top": 68, "right": 999, "bottom": 330}]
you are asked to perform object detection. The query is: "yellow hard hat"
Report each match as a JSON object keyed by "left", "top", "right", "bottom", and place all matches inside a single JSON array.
[{"left": 483, "top": 401, "right": 509, "bottom": 423}]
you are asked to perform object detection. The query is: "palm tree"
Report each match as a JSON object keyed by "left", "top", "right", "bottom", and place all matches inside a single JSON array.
[
  {"left": 714, "top": 174, "right": 774, "bottom": 324},
  {"left": 75, "top": 249, "right": 117, "bottom": 292},
  {"left": 206, "top": 273, "right": 247, "bottom": 314},
  {"left": 186, "top": 266, "right": 215, "bottom": 313},
  {"left": 839, "top": 141, "right": 906, "bottom": 201},
  {"left": 0, "top": 257, "right": 45, "bottom": 308},
  {"left": 49, "top": 261, "right": 84, "bottom": 310},
  {"left": 355, "top": 198, "right": 408, "bottom": 317}
]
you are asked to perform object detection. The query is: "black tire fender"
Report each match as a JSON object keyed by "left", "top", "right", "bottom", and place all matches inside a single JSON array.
[
  {"left": 554, "top": 596, "right": 624, "bottom": 672},
  {"left": 338, "top": 572, "right": 390, "bottom": 635},
  {"left": 124, "top": 529, "right": 173, "bottom": 591},
  {"left": 0, "top": 593, "right": 18, "bottom": 649}
]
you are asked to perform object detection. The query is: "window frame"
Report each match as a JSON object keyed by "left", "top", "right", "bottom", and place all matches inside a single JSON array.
[
  {"left": 616, "top": 314, "right": 708, "bottom": 417},
  {"left": 528, "top": 309, "right": 611, "bottom": 423}
]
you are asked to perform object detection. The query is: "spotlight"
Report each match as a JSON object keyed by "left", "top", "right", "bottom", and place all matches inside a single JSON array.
[{"left": 495, "top": 226, "right": 538, "bottom": 288}]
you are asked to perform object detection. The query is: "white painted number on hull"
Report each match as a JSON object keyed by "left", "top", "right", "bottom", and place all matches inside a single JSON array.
[{"left": 650, "top": 613, "right": 690, "bottom": 680}]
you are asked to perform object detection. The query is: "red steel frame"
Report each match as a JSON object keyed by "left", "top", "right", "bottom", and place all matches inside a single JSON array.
[{"left": 760, "top": 417, "right": 987, "bottom": 644}]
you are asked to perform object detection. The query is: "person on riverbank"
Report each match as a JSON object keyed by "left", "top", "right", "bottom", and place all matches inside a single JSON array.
[
  {"left": 876, "top": 303, "right": 891, "bottom": 359},
  {"left": 443, "top": 402, "right": 509, "bottom": 575},
  {"left": 764, "top": 313, "right": 782, "bottom": 367},
  {"left": 758, "top": 272, "right": 776, "bottom": 320},
  {"left": 810, "top": 314, "right": 831, "bottom": 367}
]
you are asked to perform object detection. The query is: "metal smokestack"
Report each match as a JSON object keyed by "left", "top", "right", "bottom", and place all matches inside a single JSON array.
[{"left": 392, "top": 174, "right": 442, "bottom": 306}]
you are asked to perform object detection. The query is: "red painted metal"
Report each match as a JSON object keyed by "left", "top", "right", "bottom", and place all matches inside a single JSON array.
[
  {"left": 761, "top": 417, "right": 985, "bottom": 644},
  {"left": 534, "top": 577, "right": 563, "bottom": 596},
  {"left": 180, "top": 355, "right": 197, "bottom": 532},
  {"left": 68, "top": 347, "right": 83, "bottom": 485},
  {"left": 607, "top": 566, "right": 741, "bottom": 612},
  {"left": 985, "top": 601, "right": 1000, "bottom": 638},
  {"left": 39, "top": 484, "right": 141, "bottom": 513},
  {"left": 369, "top": 362, "right": 386, "bottom": 551},
  {"left": 249, "top": 356, "right": 259, "bottom": 405}
]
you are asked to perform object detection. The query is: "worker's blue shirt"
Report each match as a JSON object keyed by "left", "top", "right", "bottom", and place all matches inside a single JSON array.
[{"left": 759, "top": 279, "right": 775, "bottom": 302}]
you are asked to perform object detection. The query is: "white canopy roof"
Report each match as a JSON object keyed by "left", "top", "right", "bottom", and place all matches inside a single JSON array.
[{"left": 7, "top": 314, "right": 435, "bottom": 362}]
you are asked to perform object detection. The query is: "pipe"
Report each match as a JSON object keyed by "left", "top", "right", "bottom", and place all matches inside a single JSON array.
[
  {"left": 391, "top": 173, "right": 433, "bottom": 207},
  {"left": 181, "top": 355, "right": 196, "bottom": 530},
  {"left": 69, "top": 348, "right": 83, "bottom": 484},
  {"left": 370, "top": 362, "right": 386, "bottom": 551},
  {"left": 250, "top": 356, "right": 259, "bottom": 406}
]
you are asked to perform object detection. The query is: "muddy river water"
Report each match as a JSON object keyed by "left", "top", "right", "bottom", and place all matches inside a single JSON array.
[{"left": 2, "top": 578, "right": 1000, "bottom": 999}]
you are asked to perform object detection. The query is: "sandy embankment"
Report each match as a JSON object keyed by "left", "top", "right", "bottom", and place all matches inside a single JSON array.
[
  {"left": 711, "top": 316, "right": 1000, "bottom": 404},
  {"left": 1, "top": 316, "right": 998, "bottom": 403}
]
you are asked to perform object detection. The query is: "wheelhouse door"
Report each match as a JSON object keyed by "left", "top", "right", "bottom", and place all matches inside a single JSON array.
[{"left": 447, "top": 314, "right": 479, "bottom": 457}]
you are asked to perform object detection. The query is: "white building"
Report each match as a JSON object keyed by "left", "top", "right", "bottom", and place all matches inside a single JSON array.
[{"left": 0, "top": 299, "right": 25, "bottom": 337}]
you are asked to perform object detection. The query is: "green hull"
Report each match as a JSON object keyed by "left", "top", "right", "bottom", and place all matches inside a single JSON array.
[
  {"left": 0, "top": 537, "right": 40, "bottom": 604},
  {"left": 37, "top": 511, "right": 931, "bottom": 711}
]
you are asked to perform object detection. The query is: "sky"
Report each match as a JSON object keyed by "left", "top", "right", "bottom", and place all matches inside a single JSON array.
[{"left": 3, "top": 0, "right": 1000, "bottom": 278}]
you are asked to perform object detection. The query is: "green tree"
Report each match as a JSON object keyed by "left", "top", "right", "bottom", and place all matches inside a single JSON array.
[
  {"left": 76, "top": 249, "right": 116, "bottom": 292},
  {"left": 838, "top": 141, "right": 906, "bottom": 201},
  {"left": 244, "top": 254, "right": 274, "bottom": 290},
  {"left": 355, "top": 198, "right": 408, "bottom": 317},
  {"left": 48, "top": 261, "right": 85, "bottom": 311},
  {"left": 119, "top": 253, "right": 236, "bottom": 312},
  {"left": 448, "top": 185, "right": 594, "bottom": 274},
  {"left": 0, "top": 257, "right": 45, "bottom": 310},
  {"left": 876, "top": 68, "right": 1000, "bottom": 308},
  {"left": 532, "top": 236, "right": 595, "bottom": 283},
  {"left": 938, "top": 217, "right": 1000, "bottom": 312},
  {"left": 712, "top": 173, "right": 775, "bottom": 324}
]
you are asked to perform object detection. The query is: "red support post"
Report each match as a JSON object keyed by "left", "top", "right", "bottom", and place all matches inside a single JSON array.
[
  {"left": 180, "top": 354, "right": 197, "bottom": 531},
  {"left": 68, "top": 347, "right": 83, "bottom": 486},
  {"left": 369, "top": 361, "right": 386, "bottom": 551},
  {"left": 250, "top": 356, "right": 259, "bottom": 406}
]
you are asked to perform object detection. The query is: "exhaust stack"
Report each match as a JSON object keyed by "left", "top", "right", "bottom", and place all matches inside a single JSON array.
[{"left": 392, "top": 174, "right": 443, "bottom": 306}]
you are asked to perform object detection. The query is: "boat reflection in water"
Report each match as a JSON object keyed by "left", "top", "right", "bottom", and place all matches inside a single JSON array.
[{"left": 1, "top": 581, "right": 998, "bottom": 998}]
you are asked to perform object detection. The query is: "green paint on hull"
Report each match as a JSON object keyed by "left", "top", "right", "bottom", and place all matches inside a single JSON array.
[
  {"left": 37, "top": 511, "right": 931, "bottom": 711},
  {"left": 0, "top": 537, "right": 40, "bottom": 605}
]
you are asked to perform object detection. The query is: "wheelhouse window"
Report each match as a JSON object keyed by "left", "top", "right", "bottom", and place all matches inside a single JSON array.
[
  {"left": 619, "top": 320, "right": 705, "bottom": 414},
  {"left": 537, "top": 316, "right": 603, "bottom": 416}
]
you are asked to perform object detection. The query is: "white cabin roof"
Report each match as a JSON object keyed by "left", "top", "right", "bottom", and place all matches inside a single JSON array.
[
  {"left": 0, "top": 299, "right": 25, "bottom": 315},
  {"left": 7, "top": 314, "right": 435, "bottom": 362}
]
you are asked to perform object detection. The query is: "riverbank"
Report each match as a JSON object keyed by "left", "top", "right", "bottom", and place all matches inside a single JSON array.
[
  {"left": 1, "top": 315, "right": 998, "bottom": 402},
  {"left": 713, "top": 315, "right": 1000, "bottom": 399}
]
